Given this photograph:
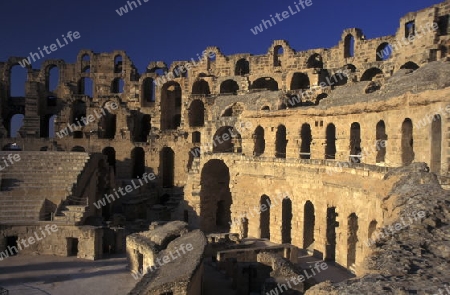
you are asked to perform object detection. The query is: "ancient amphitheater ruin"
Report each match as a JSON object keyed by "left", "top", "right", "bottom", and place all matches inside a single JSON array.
[{"left": 1, "top": 1, "right": 450, "bottom": 294}]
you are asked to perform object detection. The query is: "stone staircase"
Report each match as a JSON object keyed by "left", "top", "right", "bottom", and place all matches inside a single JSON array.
[{"left": 0, "top": 151, "right": 91, "bottom": 223}]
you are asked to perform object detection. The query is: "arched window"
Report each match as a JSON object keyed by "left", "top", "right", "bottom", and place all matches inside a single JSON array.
[{"left": 344, "top": 34, "right": 355, "bottom": 58}]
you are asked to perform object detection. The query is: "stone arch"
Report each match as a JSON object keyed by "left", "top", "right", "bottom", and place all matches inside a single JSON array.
[
  {"left": 431, "top": 114, "right": 442, "bottom": 173},
  {"left": 376, "top": 120, "right": 387, "bottom": 163},
  {"left": 300, "top": 123, "right": 312, "bottom": 159},
  {"left": 78, "top": 77, "right": 93, "bottom": 97},
  {"left": 253, "top": 126, "right": 265, "bottom": 156},
  {"left": 81, "top": 53, "right": 90, "bottom": 62},
  {"left": 401, "top": 118, "right": 414, "bottom": 165},
  {"left": 102, "top": 147, "right": 116, "bottom": 175},
  {"left": 188, "top": 100, "right": 205, "bottom": 127},
  {"left": 361, "top": 67, "right": 383, "bottom": 81},
  {"left": 9, "top": 114, "right": 24, "bottom": 138},
  {"left": 114, "top": 55, "right": 122, "bottom": 73},
  {"left": 275, "top": 124, "right": 287, "bottom": 158},
  {"left": 200, "top": 159, "right": 232, "bottom": 232},
  {"left": 368, "top": 220, "right": 377, "bottom": 241},
  {"left": 281, "top": 197, "right": 292, "bottom": 244},
  {"left": 46, "top": 65, "right": 60, "bottom": 92},
  {"left": 251, "top": 77, "right": 278, "bottom": 91},
  {"left": 220, "top": 79, "right": 239, "bottom": 95},
  {"left": 235, "top": 58, "right": 250, "bottom": 76},
  {"left": 212, "top": 126, "right": 241, "bottom": 153},
  {"left": 290, "top": 73, "right": 310, "bottom": 90},
  {"left": 326, "top": 207, "right": 338, "bottom": 262},
  {"left": 142, "top": 77, "right": 155, "bottom": 102},
  {"left": 71, "top": 146, "right": 86, "bottom": 152},
  {"left": 307, "top": 53, "right": 323, "bottom": 68},
  {"left": 400, "top": 61, "right": 419, "bottom": 71},
  {"left": 347, "top": 213, "right": 359, "bottom": 269},
  {"left": 192, "top": 79, "right": 210, "bottom": 95},
  {"left": 260, "top": 195, "right": 271, "bottom": 239},
  {"left": 344, "top": 34, "right": 355, "bottom": 58},
  {"left": 131, "top": 147, "right": 145, "bottom": 178},
  {"left": 303, "top": 201, "right": 315, "bottom": 250},
  {"left": 350, "top": 122, "right": 361, "bottom": 163},
  {"left": 376, "top": 42, "right": 392, "bottom": 61},
  {"left": 325, "top": 123, "right": 336, "bottom": 159},
  {"left": 161, "top": 81, "right": 182, "bottom": 131},
  {"left": 160, "top": 147, "right": 175, "bottom": 188},
  {"left": 274, "top": 45, "right": 284, "bottom": 66}
]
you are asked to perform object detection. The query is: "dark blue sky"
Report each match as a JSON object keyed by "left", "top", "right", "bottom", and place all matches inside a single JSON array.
[{"left": 0, "top": 0, "right": 444, "bottom": 72}]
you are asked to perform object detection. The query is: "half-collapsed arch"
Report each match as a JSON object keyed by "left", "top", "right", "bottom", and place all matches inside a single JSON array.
[
  {"left": 111, "top": 78, "right": 124, "bottom": 93},
  {"left": 300, "top": 123, "right": 312, "bottom": 159},
  {"left": 220, "top": 79, "right": 239, "bottom": 95},
  {"left": 307, "top": 53, "right": 323, "bottom": 68},
  {"left": 275, "top": 124, "right": 287, "bottom": 158},
  {"left": 200, "top": 159, "right": 232, "bottom": 232},
  {"left": 114, "top": 55, "right": 122, "bottom": 73},
  {"left": 46, "top": 65, "right": 59, "bottom": 92},
  {"left": 192, "top": 79, "right": 210, "bottom": 95},
  {"left": 161, "top": 81, "right": 182, "bottom": 130},
  {"left": 290, "top": 73, "right": 310, "bottom": 90},
  {"left": 212, "top": 126, "right": 241, "bottom": 153},
  {"left": 274, "top": 45, "right": 283, "bottom": 66},
  {"left": 253, "top": 126, "right": 265, "bottom": 156},
  {"left": 361, "top": 68, "right": 383, "bottom": 81},
  {"left": 188, "top": 100, "right": 205, "bottom": 127},
  {"left": 251, "top": 77, "right": 278, "bottom": 91},
  {"left": 235, "top": 58, "right": 250, "bottom": 76}
]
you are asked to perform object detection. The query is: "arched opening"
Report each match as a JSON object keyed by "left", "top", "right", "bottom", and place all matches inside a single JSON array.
[
  {"left": 235, "top": 58, "right": 250, "bottom": 76},
  {"left": 200, "top": 159, "right": 232, "bottom": 232},
  {"left": 131, "top": 147, "right": 145, "bottom": 178},
  {"left": 347, "top": 213, "right": 359, "bottom": 269},
  {"left": 330, "top": 73, "right": 348, "bottom": 86},
  {"left": 376, "top": 120, "right": 387, "bottom": 163},
  {"left": 82, "top": 65, "right": 90, "bottom": 73},
  {"left": 361, "top": 68, "right": 383, "bottom": 81},
  {"left": 325, "top": 207, "right": 338, "bottom": 262},
  {"left": 315, "top": 93, "right": 328, "bottom": 105},
  {"left": 114, "top": 55, "right": 123, "bottom": 73},
  {"left": 40, "top": 114, "right": 56, "bottom": 138},
  {"left": 307, "top": 53, "right": 323, "bottom": 68},
  {"left": 188, "top": 100, "right": 205, "bottom": 127},
  {"left": 73, "top": 131, "right": 83, "bottom": 139},
  {"left": 281, "top": 198, "right": 292, "bottom": 244},
  {"left": 275, "top": 125, "right": 287, "bottom": 158},
  {"left": 431, "top": 115, "right": 442, "bottom": 173},
  {"left": 71, "top": 100, "right": 87, "bottom": 126},
  {"left": 251, "top": 77, "right": 278, "bottom": 91},
  {"left": 274, "top": 45, "right": 283, "bottom": 66},
  {"left": 303, "top": 201, "right": 315, "bottom": 250},
  {"left": 253, "top": 126, "right": 265, "bottom": 156},
  {"left": 160, "top": 82, "right": 182, "bottom": 131},
  {"left": 102, "top": 147, "right": 116, "bottom": 175},
  {"left": 78, "top": 77, "right": 93, "bottom": 97},
  {"left": 376, "top": 43, "right": 392, "bottom": 61},
  {"left": 98, "top": 107, "right": 116, "bottom": 139},
  {"left": 400, "top": 61, "right": 419, "bottom": 71},
  {"left": 132, "top": 114, "right": 151, "bottom": 142},
  {"left": 192, "top": 80, "right": 210, "bottom": 95},
  {"left": 160, "top": 147, "right": 175, "bottom": 188},
  {"left": 290, "top": 73, "right": 310, "bottom": 90},
  {"left": 10, "top": 65, "right": 27, "bottom": 97},
  {"left": 401, "top": 118, "right": 414, "bottom": 165},
  {"left": 111, "top": 78, "right": 124, "bottom": 93},
  {"left": 368, "top": 220, "right": 377, "bottom": 243},
  {"left": 192, "top": 131, "right": 201, "bottom": 143},
  {"left": 260, "top": 195, "right": 271, "bottom": 239},
  {"left": 300, "top": 123, "right": 312, "bottom": 159},
  {"left": 187, "top": 147, "right": 200, "bottom": 171},
  {"left": 325, "top": 124, "right": 336, "bottom": 159},
  {"left": 71, "top": 146, "right": 86, "bottom": 152},
  {"left": 344, "top": 34, "right": 355, "bottom": 58},
  {"left": 350, "top": 122, "right": 361, "bottom": 163},
  {"left": 82, "top": 54, "right": 90, "bottom": 62},
  {"left": 47, "top": 66, "right": 59, "bottom": 92},
  {"left": 142, "top": 78, "right": 155, "bottom": 102},
  {"left": 220, "top": 79, "right": 239, "bottom": 95},
  {"left": 9, "top": 114, "right": 24, "bottom": 138},
  {"left": 241, "top": 217, "right": 249, "bottom": 238},
  {"left": 212, "top": 126, "right": 241, "bottom": 153}
]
